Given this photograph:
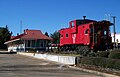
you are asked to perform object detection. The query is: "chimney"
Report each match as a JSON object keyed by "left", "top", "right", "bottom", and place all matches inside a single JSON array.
[
  {"left": 83, "top": 16, "right": 86, "bottom": 24},
  {"left": 83, "top": 16, "right": 86, "bottom": 20},
  {"left": 24, "top": 29, "right": 28, "bottom": 34}
]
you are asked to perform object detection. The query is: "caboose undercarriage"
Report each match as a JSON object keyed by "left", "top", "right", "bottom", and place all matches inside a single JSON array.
[{"left": 59, "top": 43, "right": 110, "bottom": 54}]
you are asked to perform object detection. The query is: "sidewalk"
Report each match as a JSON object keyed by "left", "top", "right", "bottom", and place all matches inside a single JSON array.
[{"left": 17, "top": 52, "right": 120, "bottom": 77}]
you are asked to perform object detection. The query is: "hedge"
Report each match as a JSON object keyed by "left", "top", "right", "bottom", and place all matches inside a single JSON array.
[
  {"left": 81, "top": 57, "right": 120, "bottom": 70},
  {"left": 96, "top": 51, "right": 109, "bottom": 58},
  {"left": 88, "top": 52, "right": 96, "bottom": 57},
  {"left": 108, "top": 51, "right": 120, "bottom": 59}
]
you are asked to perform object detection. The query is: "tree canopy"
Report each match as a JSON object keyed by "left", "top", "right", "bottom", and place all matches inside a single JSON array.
[
  {"left": 44, "top": 32, "right": 49, "bottom": 37},
  {"left": 50, "top": 31, "right": 60, "bottom": 44},
  {"left": 0, "top": 25, "right": 12, "bottom": 49}
]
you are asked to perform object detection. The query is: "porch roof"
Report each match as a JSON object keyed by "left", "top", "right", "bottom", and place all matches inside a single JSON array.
[{"left": 4, "top": 39, "right": 20, "bottom": 44}]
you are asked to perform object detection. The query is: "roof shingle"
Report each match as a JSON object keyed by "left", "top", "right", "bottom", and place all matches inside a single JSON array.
[{"left": 9, "top": 29, "right": 52, "bottom": 41}]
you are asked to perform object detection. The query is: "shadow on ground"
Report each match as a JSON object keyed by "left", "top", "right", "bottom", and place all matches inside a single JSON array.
[{"left": 0, "top": 52, "right": 16, "bottom": 54}]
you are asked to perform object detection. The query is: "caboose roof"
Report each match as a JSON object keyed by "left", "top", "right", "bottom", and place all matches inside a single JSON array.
[
  {"left": 75, "top": 19, "right": 97, "bottom": 22},
  {"left": 72, "top": 19, "right": 97, "bottom": 24},
  {"left": 59, "top": 19, "right": 113, "bottom": 31},
  {"left": 94, "top": 20, "right": 113, "bottom": 26}
]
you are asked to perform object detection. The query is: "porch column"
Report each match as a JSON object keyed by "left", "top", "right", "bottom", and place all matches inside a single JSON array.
[
  {"left": 35, "top": 40, "right": 37, "bottom": 48},
  {"left": 30, "top": 40, "right": 32, "bottom": 48},
  {"left": 24, "top": 40, "right": 26, "bottom": 52}
]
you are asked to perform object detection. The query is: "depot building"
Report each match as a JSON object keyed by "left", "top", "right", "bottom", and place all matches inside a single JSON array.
[{"left": 4, "top": 29, "right": 52, "bottom": 52}]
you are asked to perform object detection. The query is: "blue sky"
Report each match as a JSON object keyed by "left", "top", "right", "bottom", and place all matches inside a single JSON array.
[{"left": 0, "top": 0, "right": 120, "bottom": 36}]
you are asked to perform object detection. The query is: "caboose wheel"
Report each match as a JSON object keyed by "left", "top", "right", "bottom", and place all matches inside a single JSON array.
[
  {"left": 75, "top": 45, "right": 90, "bottom": 56},
  {"left": 75, "top": 46, "right": 82, "bottom": 54}
]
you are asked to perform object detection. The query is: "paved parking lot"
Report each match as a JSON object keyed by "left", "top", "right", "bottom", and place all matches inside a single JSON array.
[{"left": 0, "top": 54, "right": 103, "bottom": 77}]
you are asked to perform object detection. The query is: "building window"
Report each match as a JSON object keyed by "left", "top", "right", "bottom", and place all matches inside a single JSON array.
[
  {"left": 40, "top": 40, "right": 44, "bottom": 47},
  {"left": 32, "top": 40, "right": 35, "bottom": 47},
  {"left": 36, "top": 40, "right": 40, "bottom": 47},
  {"left": 28, "top": 40, "right": 30, "bottom": 47},
  {"left": 41, "top": 44, "right": 43, "bottom": 47}
]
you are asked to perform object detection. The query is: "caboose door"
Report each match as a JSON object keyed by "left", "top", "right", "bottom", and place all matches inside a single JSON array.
[{"left": 84, "top": 29, "right": 90, "bottom": 45}]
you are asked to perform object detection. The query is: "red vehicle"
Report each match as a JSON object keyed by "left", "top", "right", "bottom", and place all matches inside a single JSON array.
[{"left": 59, "top": 16, "right": 113, "bottom": 52}]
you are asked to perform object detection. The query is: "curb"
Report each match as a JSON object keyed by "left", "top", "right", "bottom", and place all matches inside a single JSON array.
[
  {"left": 17, "top": 52, "right": 76, "bottom": 65},
  {"left": 68, "top": 66, "right": 120, "bottom": 77}
]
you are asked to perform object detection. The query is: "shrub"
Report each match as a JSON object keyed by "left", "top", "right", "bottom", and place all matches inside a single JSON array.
[
  {"left": 81, "top": 57, "right": 94, "bottom": 65},
  {"left": 81, "top": 57, "right": 120, "bottom": 70},
  {"left": 97, "top": 58, "right": 108, "bottom": 67},
  {"left": 113, "top": 60, "right": 120, "bottom": 70},
  {"left": 97, "top": 51, "right": 109, "bottom": 58},
  {"left": 81, "top": 57, "right": 103, "bottom": 66},
  {"left": 88, "top": 52, "right": 96, "bottom": 57},
  {"left": 109, "top": 51, "right": 120, "bottom": 59},
  {"left": 106, "top": 59, "right": 116, "bottom": 68}
]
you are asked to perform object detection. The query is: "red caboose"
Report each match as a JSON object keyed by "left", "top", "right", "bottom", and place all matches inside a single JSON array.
[{"left": 59, "top": 17, "right": 113, "bottom": 52}]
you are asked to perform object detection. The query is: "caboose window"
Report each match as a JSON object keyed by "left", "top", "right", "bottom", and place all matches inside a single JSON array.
[
  {"left": 76, "top": 20, "right": 82, "bottom": 26},
  {"left": 71, "top": 22, "right": 74, "bottom": 27},
  {"left": 104, "top": 30, "right": 107, "bottom": 35},
  {"left": 61, "top": 34, "right": 63, "bottom": 37},
  {"left": 85, "top": 29, "right": 88, "bottom": 34},
  {"left": 90, "top": 28, "right": 93, "bottom": 33},
  {"left": 66, "top": 33, "right": 68, "bottom": 37}
]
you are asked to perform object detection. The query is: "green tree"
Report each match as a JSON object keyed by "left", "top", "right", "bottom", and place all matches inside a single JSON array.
[
  {"left": 0, "top": 25, "right": 12, "bottom": 49},
  {"left": 45, "top": 32, "right": 49, "bottom": 37},
  {"left": 50, "top": 31, "right": 60, "bottom": 44}
]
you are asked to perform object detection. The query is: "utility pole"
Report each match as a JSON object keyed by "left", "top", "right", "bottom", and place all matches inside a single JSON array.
[
  {"left": 111, "top": 16, "right": 116, "bottom": 49},
  {"left": 20, "top": 20, "right": 22, "bottom": 34}
]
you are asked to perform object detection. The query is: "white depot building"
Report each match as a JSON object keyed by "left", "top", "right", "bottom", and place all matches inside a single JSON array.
[{"left": 111, "top": 33, "right": 120, "bottom": 43}]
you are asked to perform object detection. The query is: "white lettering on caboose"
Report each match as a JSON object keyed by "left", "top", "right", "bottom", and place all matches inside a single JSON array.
[{"left": 72, "top": 34, "right": 76, "bottom": 43}]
